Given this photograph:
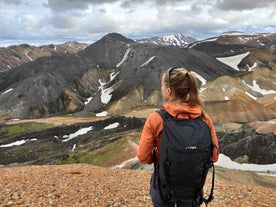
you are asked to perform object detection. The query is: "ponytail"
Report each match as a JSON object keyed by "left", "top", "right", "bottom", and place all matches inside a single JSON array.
[
  {"left": 165, "top": 67, "right": 206, "bottom": 117},
  {"left": 185, "top": 71, "right": 199, "bottom": 105}
]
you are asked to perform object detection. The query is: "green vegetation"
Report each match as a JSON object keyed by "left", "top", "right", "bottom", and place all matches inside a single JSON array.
[
  {"left": 59, "top": 137, "right": 130, "bottom": 166},
  {"left": 89, "top": 137, "right": 128, "bottom": 166},
  {"left": 0, "top": 122, "right": 55, "bottom": 139},
  {"left": 133, "top": 135, "right": 140, "bottom": 145}
]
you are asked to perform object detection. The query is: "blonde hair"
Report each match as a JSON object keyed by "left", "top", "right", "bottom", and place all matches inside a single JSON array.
[{"left": 164, "top": 67, "right": 204, "bottom": 111}]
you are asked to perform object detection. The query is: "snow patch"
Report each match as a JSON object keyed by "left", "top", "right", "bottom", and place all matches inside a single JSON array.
[
  {"left": 62, "top": 126, "right": 93, "bottom": 142},
  {"left": 97, "top": 71, "right": 119, "bottom": 104},
  {"left": 116, "top": 47, "right": 131, "bottom": 67},
  {"left": 84, "top": 97, "right": 93, "bottom": 105},
  {"left": 0, "top": 139, "right": 37, "bottom": 148},
  {"left": 216, "top": 154, "right": 276, "bottom": 176},
  {"left": 24, "top": 49, "right": 33, "bottom": 61},
  {"left": 104, "top": 122, "right": 120, "bottom": 130},
  {"left": 96, "top": 111, "right": 108, "bottom": 117},
  {"left": 72, "top": 144, "right": 76, "bottom": 151},
  {"left": 110, "top": 71, "right": 119, "bottom": 81},
  {"left": 248, "top": 62, "right": 257, "bottom": 71},
  {"left": 242, "top": 80, "right": 276, "bottom": 95},
  {"left": 245, "top": 92, "right": 257, "bottom": 100},
  {"left": 191, "top": 71, "right": 207, "bottom": 85},
  {"left": 140, "top": 56, "right": 156, "bottom": 67},
  {"left": 101, "top": 86, "right": 113, "bottom": 104},
  {"left": 1, "top": 88, "right": 13, "bottom": 95},
  {"left": 217, "top": 52, "right": 250, "bottom": 70}
]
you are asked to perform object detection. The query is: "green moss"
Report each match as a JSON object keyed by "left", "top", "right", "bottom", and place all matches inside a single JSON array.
[
  {"left": 133, "top": 136, "right": 141, "bottom": 144},
  {"left": 59, "top": 137, "right": 129, "bottom": 166},
  {"left": 91, "top": 137, "right": 129, "bottom": 165},
  {"left": 0, "top": 122, "right": 54, "bottom": 138}
]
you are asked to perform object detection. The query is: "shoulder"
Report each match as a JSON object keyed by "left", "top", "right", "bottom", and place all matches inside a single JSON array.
[
  {"left": 145, "top": 111, "right": 164, "bottom": 128},
  {"left": 202, "top": 113, "right": 215, "bottom": 127},
  {"left": 148, "top": 111, "right": 164, "bottom": 122}
]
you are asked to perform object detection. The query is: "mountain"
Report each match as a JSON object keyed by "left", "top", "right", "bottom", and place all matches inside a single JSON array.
[
  {"left": 137, "top": 33, "right": 196, "bottom": 47},
  {"left": 189, "top": 32, "right": 276, "bottom": 57},
  {"left": 187, "top": 33, "right": 276, "bottom": 123},
  {"left": 0, "top": 42, "right": 88, "bottom": 72},
  {"left": 0, "top": 32, "right": 275, "bottom": 124}
]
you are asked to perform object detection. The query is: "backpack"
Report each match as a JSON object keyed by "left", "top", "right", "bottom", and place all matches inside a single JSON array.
[{"left": 154, "top": 108, "right": 215, "bottom": 206}]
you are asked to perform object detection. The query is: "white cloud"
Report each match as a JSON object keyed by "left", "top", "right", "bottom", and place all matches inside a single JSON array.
[{"left": 0, "top": 0, "right": 275, "bottom": 46}]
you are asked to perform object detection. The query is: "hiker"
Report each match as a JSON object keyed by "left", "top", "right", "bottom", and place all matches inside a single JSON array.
[{"left": 137, "top": 67, "right": 219, "bottom": 207}]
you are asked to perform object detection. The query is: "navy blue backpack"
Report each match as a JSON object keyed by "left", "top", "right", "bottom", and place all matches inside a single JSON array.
[{"left": 154, "top": 109, "right": 215, "bottom": 206}]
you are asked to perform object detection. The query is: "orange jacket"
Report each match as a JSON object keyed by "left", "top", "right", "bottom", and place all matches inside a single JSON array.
[{"left": 137, "top": 102, "right": 219, "bottom": 164}]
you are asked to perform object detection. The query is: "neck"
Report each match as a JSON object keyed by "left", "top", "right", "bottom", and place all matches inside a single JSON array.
[{"left": 169, "top": 99, "right": 183, "bottom": 104}]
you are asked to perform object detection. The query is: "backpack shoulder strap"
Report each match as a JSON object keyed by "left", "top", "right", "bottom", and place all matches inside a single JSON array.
[
  {"left": 156, "top": 108, "right": 173, "bottom": 122},
  {"left": 158, "top": 108, "right": 205, "bottom": 121}
]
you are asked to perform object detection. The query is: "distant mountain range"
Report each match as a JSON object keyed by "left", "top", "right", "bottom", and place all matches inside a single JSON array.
[
  {"left": 0, "top": 32, "right": 275, "bottom": 124},
  {"left": 137, "top": 33, "right": 196, "bottom": 47},
  {"left": 0, "top": 34, "right": 195, "bottom": 72},
  {"left": 0, "top": 42, "right": 88, "bottom": 72}
]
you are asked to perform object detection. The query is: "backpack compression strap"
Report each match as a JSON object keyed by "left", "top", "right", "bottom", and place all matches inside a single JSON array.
[{"left": 202, "top": 163, "right": 215, "bottom": 206}]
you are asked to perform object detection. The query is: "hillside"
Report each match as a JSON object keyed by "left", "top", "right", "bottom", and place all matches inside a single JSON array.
[
  {"left": 1, "top": 108, "right": 275, "bottom": 167},
  {"left": 0, "top": 32, "right": 237, "bottom": 121},
  {"left": 0, "top": 42, "right": 87, "bottom": 72},
  {"left": 0, "top": 33, "right": 275, "bottom": 124},
  {"left": 0, "top": 164, "right": 275, "bottom": 207}
]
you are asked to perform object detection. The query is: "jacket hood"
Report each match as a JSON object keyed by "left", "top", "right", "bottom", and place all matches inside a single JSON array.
[{"left": 162, "top": 102, "right": 202, "bottom": 119}]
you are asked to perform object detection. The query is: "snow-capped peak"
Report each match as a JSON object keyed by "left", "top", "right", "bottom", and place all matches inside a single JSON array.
[{"left": 136, "top": 34, "right": 197, "bottom": 47}]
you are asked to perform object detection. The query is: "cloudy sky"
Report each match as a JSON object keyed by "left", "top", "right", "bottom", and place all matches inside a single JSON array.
[{"left": 0, "top": 0, "right": 275, "bottom": 46}]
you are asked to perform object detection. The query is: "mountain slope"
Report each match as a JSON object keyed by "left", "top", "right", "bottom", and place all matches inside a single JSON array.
[
  {"left": 200, "top": 67, "right": 276, "bottom": 123},
  {"left": 189, "top": 33, "right": 276, "bottom": 57},
  {"left": 0, "top": 32, "right": 275, "bottom": 124},
  {"left": 0, "top": 42, "right": 87, "bottom": 72},
  {"left": 0, "top": 33, "right": 237, "bottom": 121}
]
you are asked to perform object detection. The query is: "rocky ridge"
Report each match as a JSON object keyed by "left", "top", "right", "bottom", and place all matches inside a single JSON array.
[
  {"left": 0, "top": 42, "right": 88, "bottom": 72},
  {"left": 137, "top": 33, "right": 196, "bottom": 47}
]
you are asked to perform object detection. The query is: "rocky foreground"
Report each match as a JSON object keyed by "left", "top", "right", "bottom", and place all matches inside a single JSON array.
[{"left": 0, "top": 164, "right": 275, "bottom": 207}]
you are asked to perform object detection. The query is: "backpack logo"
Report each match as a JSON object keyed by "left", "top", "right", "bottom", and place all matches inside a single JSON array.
[{"left": 155, "top": 109, "right": 215, "bottom": 205}]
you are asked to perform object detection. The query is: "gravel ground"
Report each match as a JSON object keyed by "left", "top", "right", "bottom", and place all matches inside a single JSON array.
[{"left": 0, "top": 164, "right": 275, "bottom": 207}]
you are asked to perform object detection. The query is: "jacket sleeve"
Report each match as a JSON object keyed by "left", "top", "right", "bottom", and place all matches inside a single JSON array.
[
  {"left": 137, "top": 112, "right": 163, "bottom": 164},
  {"left": 204, "top": 114, "right": 220, "bottom": 162}
]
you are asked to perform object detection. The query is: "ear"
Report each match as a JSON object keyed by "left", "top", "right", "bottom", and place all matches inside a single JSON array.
[{"left": 167, "top": 87, "right": 172, "bottom": 95}]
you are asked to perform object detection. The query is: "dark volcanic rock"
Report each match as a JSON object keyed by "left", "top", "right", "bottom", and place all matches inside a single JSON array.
[
  {"left": 0, "top": 116, "right": 145, "bottom": 166},
  {"left": 217, "top": 129, "right": 276, "bottom": 164},
  {"left": 0, "top": 117, "right": 274, "bottom": 166}
]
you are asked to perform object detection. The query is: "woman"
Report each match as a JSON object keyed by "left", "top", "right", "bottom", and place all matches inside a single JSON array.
[{"left": 137, "top": 67, "right": 219, "bottom": 207}]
